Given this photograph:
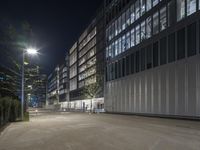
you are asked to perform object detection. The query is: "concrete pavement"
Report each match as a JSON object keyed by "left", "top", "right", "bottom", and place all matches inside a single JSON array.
[{"left": 0, "top": 111, "right": 200, "bottom": 150}]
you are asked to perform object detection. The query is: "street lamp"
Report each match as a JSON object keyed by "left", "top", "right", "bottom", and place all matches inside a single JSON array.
[{"left": 21, "top": 48, "right": 38, "bottom": 120}]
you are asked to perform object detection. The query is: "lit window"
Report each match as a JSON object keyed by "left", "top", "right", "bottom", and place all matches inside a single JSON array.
[
  {"left": 141, "top": 21, "right": 146, "bottom": 41},
  {"left": 153, "top": 0, "right": 159, "bottom": 7},
  {"left": 153, "top": 12, "right": 159, "bottom": 35},
  {"left": 118, "top": 37, "right": 122, "bottom": 54},
  {"left": 146, "top": 0, "right": 152, "bottom": 11},
  {"left": 130, "top": 4, "right": 135, "bottom": 24},
  {"left": 111, "top": 42, "right": 115, "bottom": 57},
  {"left": 135, "top": 0, "right": 140, "bottom": 20},
  {"left": 146, "top": 16, "right": 152, "bottom": 38},
  {"left": 122, "top": 35, "right": 126, "bottom": 52},
  {"left": 199, "top": 0, "right": 200, "bottom": 10},
  {"left": 177, "top": 0, "right": 185, "bottom": 21},
  {"left": 141, "top": 0, "right": 146, "bottom": 16},
  {"left": 118, "top": 16, "right": 122, "bottom": 33},
  {"left": 131, "top": 28, "right": 135, "bottom": 47},
  {"left": 126, "top": 32, "right": 131, "bottom": 50},
  {"left": 136, "top": 25, "right": 140, "bottom": 45},
  {"left": 160, "top": 7, "right": 167, "bottom": 31},
  {"left": 106, "top": 28, "right": 109, "bottom": 42},
  {"left": 109, "top": 45, "right": 112, "bottom": 57},
  {"left": 122, "top": 13, "right": 126, "bottom": 30},
  {"left": 111, "top": 23, "right": 115, "bottom": 39},
  {"left": 115, "top": 40, "right": 119, "bottom": 56},
  {"left": 126, "top": 8, "right": 131, "bottom": 26},
  {"left": 115, "top": 20, "right": 118, "bottom": 36},
  {"left": 187, "top": 0, "right": 196, "bottom": 16}
]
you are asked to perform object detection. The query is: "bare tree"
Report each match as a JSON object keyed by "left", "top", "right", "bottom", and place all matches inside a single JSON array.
[{"left": 82, "top": 73, "right": 103, "bottom": 113}]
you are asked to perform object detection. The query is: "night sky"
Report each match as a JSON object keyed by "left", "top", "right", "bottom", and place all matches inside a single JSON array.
[{"left": 0, "top": 0, "right": 102, "bottom": 74}]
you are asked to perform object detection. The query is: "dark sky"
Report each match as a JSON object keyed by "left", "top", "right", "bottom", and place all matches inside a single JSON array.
[{"left": 0, "top": 0, "right": 102, "bottom": 75}]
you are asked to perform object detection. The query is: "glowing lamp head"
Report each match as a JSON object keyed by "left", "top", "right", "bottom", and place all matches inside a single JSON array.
[{"left": 26, "top": 48, "right": 38, "bottom": 55}]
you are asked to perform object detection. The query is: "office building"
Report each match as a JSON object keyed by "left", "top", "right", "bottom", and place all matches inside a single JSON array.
[
  {"left": 104, "top": 0, "right": 200, "bottom": 118},
  {"left": 47, "top": 66, "right": 59, "bottom": 109},
  {"left": 59, "top": 54, "right": 70, "bottom": 109},
  {"left": 69, "top": 7, "right": 105, "bottom": 111}
]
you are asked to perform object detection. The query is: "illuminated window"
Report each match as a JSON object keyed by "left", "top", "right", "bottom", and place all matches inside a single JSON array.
[
  {"left": 141, "top": 21, "right": 146, "bottom": 41},
  {"left": 187, "top": 0, "right": 196, "bottom": 16},
  {"left": 122, "top": 12, "right": 126, "bottom": 30},
  {"left": 177, "top": 0, "right": 185, "bottom": 21},
  {"left": 122, "top": 35, "right": 126, "bottom": 52},
  {"left": 126, "top": 32, "right": 131, "bottom": 50},
  {"left": 135, "top": 0, "right": 140, "bottom": 20},
  {"left": 160, "top": 7, "right": 167, "bottom": 31},
  {"left": 118, "top": 37, "right": 122, "bottom": 54},
  {"left": 131, "top": 28, "right": 135, "bottom": 47},
  {"left": 153, "top": 12, "right": 159, "bottom": 35},
  {"left": 115, "top": 40, "right": 119, "bottom": 56},
  {"left": 126, "top": 8, "right": 130, "bottom": 26},
  {"left": 130, "top": 4, "right": 135, "bottom": 24},
  {"left": 141, "top": 0, "right": 146, "bottom": 16},
  {"left": 118, "top": 16, "right": 122, "bottom": 33},
  {"left": 146, "top": 16, "right": 152, "bottom": 38},
  {"left": 136, "top": 25, "right": 140, "bottom": 45},
  {"left": 146, "top": 0, "right": 152, "bottom": 11},
  {"left": 153, "top": 0, "right": 158, "bottom": 7},
  {"left": 115, "top": 20, "right": 118, "bottom": 36}
]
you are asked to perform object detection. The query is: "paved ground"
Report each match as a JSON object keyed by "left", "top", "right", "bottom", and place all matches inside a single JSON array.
[{"left": 0, "top": 110, "right": 200, "bottom": 150}]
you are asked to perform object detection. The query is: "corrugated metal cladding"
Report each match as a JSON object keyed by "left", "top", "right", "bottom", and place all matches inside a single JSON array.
[{"left": 105, "top": 55, "right": 200, "bottom": 118}]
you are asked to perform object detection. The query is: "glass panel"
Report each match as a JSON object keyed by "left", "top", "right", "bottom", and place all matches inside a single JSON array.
[
  {"left": 109, "top": 45, "right": 112, "bottom": 58},
  {"left": 153, "top": 0, "right": 158, "bottom": 7},
  {"left": 111, "top": 22, "right": 115, "bottom": 39},
  {"left": 168, "top": 33, "right": 175, "bottom": 63},
  {"left": 146, "top": 44, "right": 152, "bottom": 69},
  {"left": 168, "top": 0, "right": 176, "bottom": 27},
  {"left": 199, "top": 0, "right": 200, "bottom": 10},
  {"left": 187, "top": 0, "right": 196, "bottom": 16},
  {"left": 160, "top": 7, "right": 167, "bottom": 31},
  {"left": 126, "top": 8, "right": 131, "bottom": 26},
  {"left": 122, "top": 12, "right": 126, "bottom": 30},
  {"left": 187, "top": 23, "right": 196, "bottom": 56},
  {"left": 141, "top": 48, "right": 146, "bottom": 71},
  {"left": 118, "top": 37, "right": 122, "bottom": 54},
  {"left": 136, "top": 51, "right": 140, "bottom": 72},
  {"left": 126, "top": 32, "right": 131, "bottom": 50},
  {"left": 160, "top": 37, "right": 167, "bottom": 65},
  {"left": 177, "top": 28, "right": 185, "bottom": 60},
  {"left": 131, "top": 28, "right": 135, "bottom": 47},
  {"left": 135, "top": 0, "right": 140, "bottom": 20},
  {"left": 136, "top": 25, "right": 140, "bottom": 45},
  {"left": 130, "top": 4, "right": 135, "bottom": 24},
  {"left": 115, "top": 40, "right": 119, "bottom": 56},
  {"left": 146, "top": 0, "right": 152, "bottom": 11},
  {"left": 141, "top": 0, "right": 146, "bottom": 16},
  {"left": 146, "top": 16, "right": 152, "bottom": 38},
  {"left": 115, "top": 20, "right": 118, "bottom": 36},
  {"left": 141, "top": 21, "right": 146, "bottom": 41},
  {"left": 111, "top": 42, "right": 115, "bottom": 57},
  {"left": 153, "top": 42, "right": 159, "bottom": 67},
  {"left": 153, "top": 12, "right": 159, "bottom": 35},
  {"left": 118, "top": 16, "right": 122, "bottom": 33},
  {"left": 177, "top": 0, "right": 185, "bottom": 21},
  {"left": 122, "top": 35, "right": 126, "bottom": 52},
  {"left": 131, "top": 53, "right": 135, "bottom": 73}
]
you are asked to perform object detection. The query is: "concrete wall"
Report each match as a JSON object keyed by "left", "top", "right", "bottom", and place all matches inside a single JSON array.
[{"left": 105, "top": 55, "right": 200, "bottom": 118}]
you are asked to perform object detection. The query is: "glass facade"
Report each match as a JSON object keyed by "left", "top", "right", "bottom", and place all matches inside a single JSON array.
[
  {"left": 106, "top": 0, "right": 200, "bottom": 60},
  {"left": 106, "top": 0, "right": 200, "bottom": 82}
]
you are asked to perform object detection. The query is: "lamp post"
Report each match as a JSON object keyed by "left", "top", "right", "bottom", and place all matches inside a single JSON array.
[{"left": 21, "top": 48, "right": 38, "bottom": 120}]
